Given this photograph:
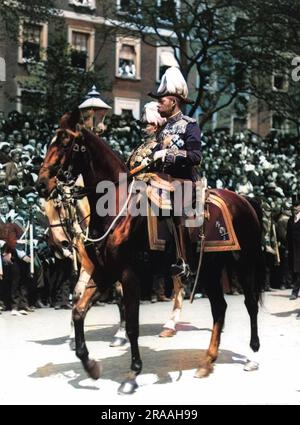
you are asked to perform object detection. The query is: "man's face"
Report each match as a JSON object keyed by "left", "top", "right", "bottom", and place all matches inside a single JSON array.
[
  {"left": 0, "top": 202, "right": 9, "bottom": 215},
  {"left": 293, "top": 204, "right": 300, "bottom": 215},
  {"left": 157, "top": 96, "right": 176, "bottom": 118}
]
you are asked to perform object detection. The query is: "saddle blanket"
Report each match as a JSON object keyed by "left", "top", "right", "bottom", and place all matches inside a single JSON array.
[{"left": 147, "top": 190, "right": 241, "bottom": 253}]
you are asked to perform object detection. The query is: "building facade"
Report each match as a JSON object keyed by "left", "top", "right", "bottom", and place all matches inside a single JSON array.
[
  {"left": 0, "top": 0, "right": 183, "bottom": 121},
  {"left": 0, "top": 0, "right": 296, "bottom": 136}
]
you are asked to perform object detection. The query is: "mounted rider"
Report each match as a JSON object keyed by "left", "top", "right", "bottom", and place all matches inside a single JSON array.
[
  {"left": 148, "top": 66, "right": 202, "bottom": 182},
  {"left": 147, "top": 67, "right": 202, "bottom": 279}
]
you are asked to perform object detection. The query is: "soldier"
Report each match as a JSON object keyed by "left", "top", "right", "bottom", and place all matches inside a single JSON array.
[
  {"left": 148, "top": 66, "right": 202, "bottom": 182},
  {"left": 128, "top": 101, "right": 166, "bottom": 171},
  {"left": 287, "top": 199, "right": 300, "bottom": 309},
  {"left": 148, "top": 66, "right": 202, "bottom": 278}
]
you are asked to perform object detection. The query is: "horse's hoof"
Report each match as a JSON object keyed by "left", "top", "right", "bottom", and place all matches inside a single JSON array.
[
  {"left": 85, "top": 359, "right": 102, "bottom": 380},
  {"left": 159, "top": 328, "right": 176, "bottom": 338},
  {"left": 243, "top": 360, "right": 259, "bottom": 372},
  {"left": 118, "top": 379, "right": 138, "bottom": 395},
  {"left": 250, "top": 339, "right": 260, "bottom": 352},
  {"left": 194, "top": 364, "right": 213, "bottom": 378},
  {"left": 109, "top": 337, "right": 127, "bottom": 347}
]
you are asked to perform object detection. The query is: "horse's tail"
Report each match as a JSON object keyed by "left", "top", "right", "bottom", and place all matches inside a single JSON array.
[{"left": 244, "top": 196, "right": 265, "bottom": 303}]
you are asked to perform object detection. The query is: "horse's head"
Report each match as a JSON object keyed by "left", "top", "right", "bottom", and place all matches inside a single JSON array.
[{"left": 37, "top": 110, "right": 82, "bottom": 199}]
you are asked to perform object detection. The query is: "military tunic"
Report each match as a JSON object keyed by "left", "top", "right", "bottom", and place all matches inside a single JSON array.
[{"left": 155, "top": 112, "right": 202, "bottom": 181}]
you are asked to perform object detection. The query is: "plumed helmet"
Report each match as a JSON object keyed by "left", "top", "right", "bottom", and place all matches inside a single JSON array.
[
  {"left": 148, "top": 66, "right": 194, "bottom": 104},
  {"left": 141, "top": 102, "right": 166, "bottom": 127}
]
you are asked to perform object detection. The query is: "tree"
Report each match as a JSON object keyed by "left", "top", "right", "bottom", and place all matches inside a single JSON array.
[
  {"left": 0, "top": 0, "right": 57, "bottom": 40},
  {"left": 19, "top": 21, "right": 109, "bottom": 124},
  {"left": 102, "top": 0, "right": 300, "bottom": 128}
]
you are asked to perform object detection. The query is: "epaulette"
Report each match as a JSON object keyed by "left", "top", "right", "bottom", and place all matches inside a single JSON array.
[{"left": 182, "top": 115, "right": 196, "bottom": 123}]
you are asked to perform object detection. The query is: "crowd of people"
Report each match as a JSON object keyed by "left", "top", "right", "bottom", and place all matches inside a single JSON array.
[{"left": 0, "top": 108, "right": 299, "bottom": 316}]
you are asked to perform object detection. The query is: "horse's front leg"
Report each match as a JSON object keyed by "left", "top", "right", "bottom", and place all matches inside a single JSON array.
[
  {"left": 118, "top": 268, "right": 142, "bottom": 395},
  {"left": 73, "top": 274, "right": 101, "bottom": 380},
  {"left": 159, "top": 275, "right": 184, "bottom": 337},
  {"left": 110, "top": 281, "right": 128, "bottom": 347}
]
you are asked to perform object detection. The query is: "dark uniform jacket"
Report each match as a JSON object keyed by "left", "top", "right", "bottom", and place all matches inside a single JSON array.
[{"left": 155, "top": 112, "right": 202, "bottom": 182}]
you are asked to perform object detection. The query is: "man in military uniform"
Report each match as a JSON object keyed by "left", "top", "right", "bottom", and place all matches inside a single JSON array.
[
  {"left": 148, "top": 66, "right": 202, "bottom": 182},
  {"left": 287, "top": 199, "right": 300, "bottom": 308},
  {"left": 148, "top": 66, "right": 202, "bottom": 278}
]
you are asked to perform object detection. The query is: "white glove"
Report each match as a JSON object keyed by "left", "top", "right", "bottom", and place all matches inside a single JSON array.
[
  {"left": 141, "top": 157, "right": 151, "bottom": 166},
  {"left": 153, "top": 149, "right": 168, "bottom": 162}
]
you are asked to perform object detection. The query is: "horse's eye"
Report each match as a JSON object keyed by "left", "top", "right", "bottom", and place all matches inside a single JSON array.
[{"left": 62, "top": 137, "right": 70, "bottom": 147}]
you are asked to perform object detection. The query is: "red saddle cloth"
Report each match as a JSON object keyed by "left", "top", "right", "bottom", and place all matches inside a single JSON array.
[{"left": 145, "top": 183, "right": 240, "bottom": 253}]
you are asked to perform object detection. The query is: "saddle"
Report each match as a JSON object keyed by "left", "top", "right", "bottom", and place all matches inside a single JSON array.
[{"left": 137, "top": 173, "right": 240, "bottom": 253}]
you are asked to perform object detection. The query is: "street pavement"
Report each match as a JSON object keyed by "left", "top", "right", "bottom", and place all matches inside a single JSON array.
[{"left": 0, "top": 289, "right": 300, "bottom": 405}]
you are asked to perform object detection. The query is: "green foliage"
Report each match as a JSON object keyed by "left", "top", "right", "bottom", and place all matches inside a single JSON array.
[
  {"left": 20, "top": 21, "right": 109, "bottom": 124},
  {"left": 0, "top": 0, "right": 57, "bottom": 40},
  {"left": 103, "top": 0, "right": 300, "bottom": 128}
]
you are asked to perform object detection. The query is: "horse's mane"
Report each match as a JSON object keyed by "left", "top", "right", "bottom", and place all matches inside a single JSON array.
[{"left": 81, "top": 127, "right": 128, "bottom": 173}]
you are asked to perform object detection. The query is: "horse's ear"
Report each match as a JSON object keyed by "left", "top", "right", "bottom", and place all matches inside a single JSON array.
[
  {"left": 69, "top": 108, "right": 81, "bottom": 131},
  {"left": 60, "top": 108, "right": 81, "bottom": 131}
]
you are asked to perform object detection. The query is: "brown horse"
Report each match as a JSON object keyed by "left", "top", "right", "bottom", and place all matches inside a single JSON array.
[
  {"left": 37, "top": 111, "right": 263, "bottom": 394},
  {"left": 44, "top": 178, "right": 127, "bottom": 348}
]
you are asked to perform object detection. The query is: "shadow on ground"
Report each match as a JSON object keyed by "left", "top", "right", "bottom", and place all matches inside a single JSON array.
[
  {"left": 271, "top": 308, "right": 300, "bottom": 318},
  {"left": 30, "top": 323, "right": 211, "bottom": 346},
  {"left": 29, "top": 347, "right": 247, "bottom": 391}
]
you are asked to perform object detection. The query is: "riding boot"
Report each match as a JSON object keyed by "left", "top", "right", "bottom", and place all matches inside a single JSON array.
[{"left": 170, "top": 223, "right": 191, "bottom": 281}]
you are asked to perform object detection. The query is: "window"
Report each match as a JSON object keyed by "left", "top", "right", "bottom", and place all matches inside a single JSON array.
[
  {"left": 272, "top": 114, "right": 290, "bottom": 134},
  {"left": 114, "top": 97, "right": 140, "bottom": 119},
  {"left": 157, "top": 0, "right": 180, "bottom": 20},
  {"left": 69, "top": 0, "right": 96, "bottom": 9},
  {"left": 272, "top": 73, "right": 288, "bottom": 92},
  {"left": 116, "top": 37, "right": 141, "bottom": 79},
  {"left": 16, "top": 86, "right": 43, "bottom": 114},
  {"left": 68, "top": 26, "right": 95, "bottom": 70},
  {"left": 18, "top": 22, "right": 48, "bottom": 63},
  {"left": 116, "top": 0, "right": 141, "bottom": 13},
  {"left": 117, "top": 0, "right": 130, "bottom": 12},
  {"left": 156, "top": 46, "right": 179, "bottom": 82},
  {"left": 232, "top": 116, "right": 248, "bottom": 134}
]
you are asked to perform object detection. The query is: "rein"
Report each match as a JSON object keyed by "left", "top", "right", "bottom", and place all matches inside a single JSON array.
[{"left": 45, "top": 128, "right": 137, "bottom": 246}]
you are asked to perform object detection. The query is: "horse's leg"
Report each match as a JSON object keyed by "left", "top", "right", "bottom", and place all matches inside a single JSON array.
[
  {"left": 73, "top": 277, "right": 101, "bottom": 379},
  {"left": 159, "top": 275, "right": 184, "bottom": 337},
  {"left": 239, "top": 259, "right": 260, "bottom": 371},
  {"left": 69, "top": 239, "right": 95, "bottom": 350},
  {"left": 118, "top": 267, "right": 142, "bottom": 395},
  {"left": 110, "top": 281, "right": 128, "bottom": 347},
  {"left": 195, "top": 256, "right": 227, "bottom": 378}
]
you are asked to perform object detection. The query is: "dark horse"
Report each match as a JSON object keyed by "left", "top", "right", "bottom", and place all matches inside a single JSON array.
[{"left": 37, "top": 111, "right": 263, "bottom": 394}]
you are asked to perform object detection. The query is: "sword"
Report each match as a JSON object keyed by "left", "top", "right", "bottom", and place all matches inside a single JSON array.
[
  {"left": 189, "top": 228, "right": 205, "bottom": 304},
  {"left": 189, "top": 178, "right": 207, "bottom": 303}
]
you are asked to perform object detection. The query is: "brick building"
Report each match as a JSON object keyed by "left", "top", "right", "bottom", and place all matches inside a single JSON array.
[
  {"left": 0, "top": 0, "right": 296, "bottom": 136},
  {"left": 0, "top": 0, "right": 182, "bottom": 121}
]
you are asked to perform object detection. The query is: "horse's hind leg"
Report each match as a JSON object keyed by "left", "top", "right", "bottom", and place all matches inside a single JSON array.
[
  {"left": 118, "top": 268, "right": 142, "bottom": 395},
  {"left": 239, "top": 260, "right": 260, "bottom": 352},
  {"left": 195, "top": 257, "right": 227, "bottom": 378},
  {"left": 160, "top": 275, "right": 184, "bottom": 337},
  {"left": 73, "top": 278, "right": 101, "bottom": 380},
  {"left": 110, "top": 281, "right": 128, "bottom": 347}
]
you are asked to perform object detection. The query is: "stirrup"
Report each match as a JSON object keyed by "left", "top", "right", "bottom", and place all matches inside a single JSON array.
[{"left": 170, "top": 258, "right": 190, "bottom": 279}]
